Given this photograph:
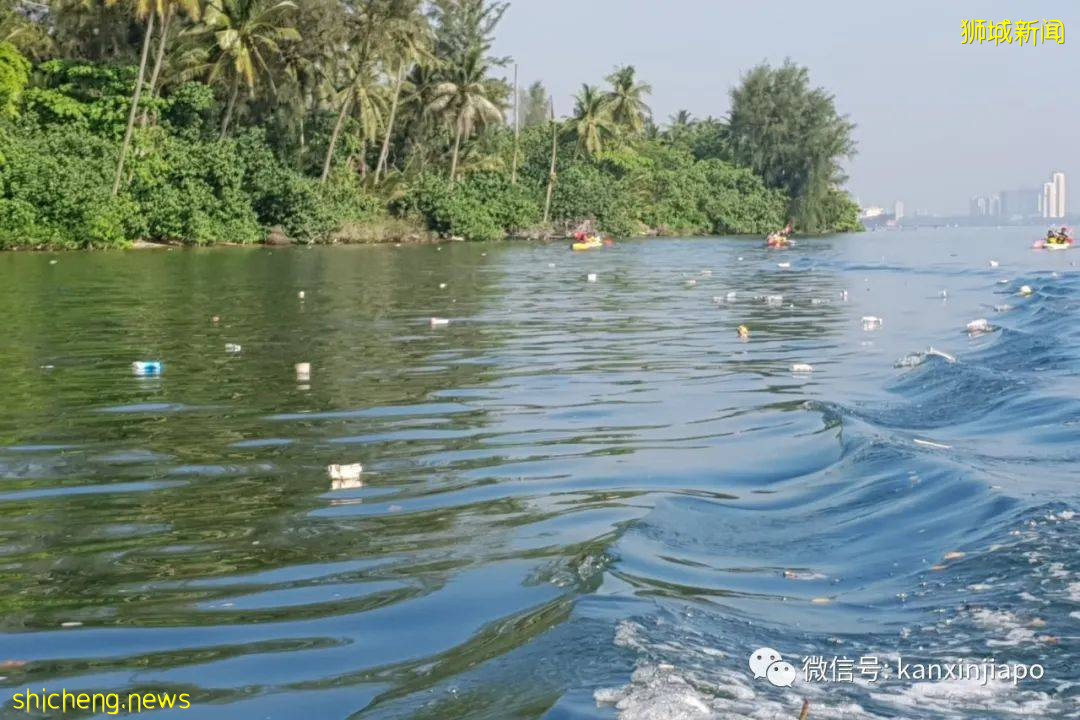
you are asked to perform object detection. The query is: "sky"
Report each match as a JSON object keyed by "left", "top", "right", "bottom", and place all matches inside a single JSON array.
[{"left": 491, "top": 0, "right": 1079, "bottom": 215}]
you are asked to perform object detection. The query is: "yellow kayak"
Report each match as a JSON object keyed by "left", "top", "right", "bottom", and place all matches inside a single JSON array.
[{"left": 572, "top": 237, "right": 603, "bottom": 251}]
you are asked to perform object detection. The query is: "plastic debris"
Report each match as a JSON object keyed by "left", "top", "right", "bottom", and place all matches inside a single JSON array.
[
  {"left": 225, "top": 343, "right": 242, "bottom": 354},
  {"left": 765, "top": 294, "right": 783, "bottom": 305},
  {"left": 841, "top": 290, "right": 849, "bottom": 301},
  {"left": 737, "top": 325, "right": 750, "bottom": 339},
  {"left": 211, "top": 315, "right": 220, "bottom": 323},
  {"left": 429, "top": 317, "right": 450, "bottom": 327},
  {"left": 943, "top": 551, "right": 966, "bottom": 561},
  {"left": 298, "top": 290, "right": 306, "bottom": 300},
  {"left": 700, "top": 269, "right": 712, "bottom": 277},
  {"left": 966, "top": 318, "right": 990, "bottom": 334},
  {"left": 994, "top": 303, "right": 1012, "bottom": 312},
  {"left": 777, "top": 262, "right": 791, "bottom": 269},
  {"left": 328, "top": 463, "right": 363, "bottom": 490},
  {"left": 132, "top": 361, "right": 163, "bottom": 376},
  {"left": 914, "top": 438, "right": 952, "bottom": 450},
  {"left": 587, "top": 273, "right": 598, "bottom": 283},
  {"left": 926, "top": 347, "right": 957, "bottom": 363},
  {"left": 685, "top": 278, "right": 697, "bottom": 287},
  {"left": 940, "top": 290, "right": 948, "bottom": 299},
  {"left": 791, "top": 363, "right": 814, "bottom": 373},
  {"left": 439, "top": 282, "right": 447, "bottom": 289},
  {"left": 861, "top": 316, "right": 883, "bottom": 330},
  {"left": 60, "top": 621, "right": 82, "bottom": 628},
  {"left": 49, "top": 259, "right": 58, "bottom": 265},
  {"left": 1019, "top": 285, "right": 1033, "bottom": 296},
  {"left": 295, "top": 362, "right": 311, "bottom": 381},
  {"left": 989, "top": 260, "right": 999, "bottom": 268}
]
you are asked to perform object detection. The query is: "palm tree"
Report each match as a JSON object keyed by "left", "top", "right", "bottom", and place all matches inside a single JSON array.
[
  {"left": 142, "top": 0, "right": 203, "bottom": 125},
  {"left": 567, "top": 84, "right": 615, "bottom": 157},
  {"left": 106, "top": 0, "right": 156, "bottom": 195},
  {"left": 181, "top": 0, "right": 299, "bottom": 139},
  {"left": 374, "top": 0, "right": 432, "bottom": 183},
  {"left": 603, "top": 64, "right": 651, "bottom": 135},
  {"left": 425, "top": 45, "right": 502, "bottom": 184}
]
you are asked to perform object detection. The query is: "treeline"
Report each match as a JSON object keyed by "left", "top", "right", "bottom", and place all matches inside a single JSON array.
[{"left": 0, "top": 0, "right": 860, "bottom": 249}]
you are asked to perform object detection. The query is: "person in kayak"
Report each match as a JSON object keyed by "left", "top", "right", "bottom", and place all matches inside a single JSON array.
[{"left": 1058, "top": 227, "right": 1072, "bottom": 242}]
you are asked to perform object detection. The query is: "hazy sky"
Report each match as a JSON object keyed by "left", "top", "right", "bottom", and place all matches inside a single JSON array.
[{"left": 491, "top": 0, "right": 1078, "bottom": 215}]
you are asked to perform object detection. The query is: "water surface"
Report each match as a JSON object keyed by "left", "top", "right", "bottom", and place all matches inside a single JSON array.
[{"left": 0, "top": 231, "right": 1076, "bottom": 718}]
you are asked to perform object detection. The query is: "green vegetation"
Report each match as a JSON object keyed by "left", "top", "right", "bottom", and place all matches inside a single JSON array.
[{"left": 0, "top": 0, "right": 860, "bottom": 249}]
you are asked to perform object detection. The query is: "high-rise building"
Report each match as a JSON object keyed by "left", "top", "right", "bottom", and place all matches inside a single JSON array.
[
  {"left": 989, "top": 194, "right": 1002, "bottom": 216},
  {"left": 1052, "top": 171, "right": 1066, "bottom": 218},
  {"left": 970, "top": 196, "right": 989, "bottom": 216},
  {"left": 1043, "top": 181, "right": 1058, "bottom": 219},
  {"left": 894, "top": 201, "right": 904, "bottom": 220}
]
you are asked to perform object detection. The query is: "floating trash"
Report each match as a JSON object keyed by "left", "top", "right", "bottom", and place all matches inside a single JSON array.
[
  {"left": 926, "top": 347, "right": 957, "bottom": 363},
  {"left": 765, "top": 294, "right": 783, "bottom": 305},
  {"left": 429, "top": 317, "right": 450, "bottom": 327},
  {"left": 49, "top": 259, "right": 58, "bottom": 265},
  {"left": 211, "top": 315, "right": 220, "bottom": 323},
  {"left": 990, "top": 260, "right": 1000, "bottom": 268},
  {"left": 810, "top": 298, "right": 826, "bottom": 305},
  {"left": 1019, "top": 285, "right": 1033, "bottom": 296},
  {"left": 685, "top": 278, "right": 697, "bottom": 287},
  {"left": 298, "top": 290, "right": 306, "bottom": 300},
  {"left": 547, "top": 263, "right": 556, "bottom": 268},
  {"left": 783, "top": 570, "right": 827, "bottom": 581},
  {"left": 914, "top": 438, "right": 952, "bottom": 450},
  {"left": 791, "top": 363, "right": 814, "bottom": 373},
  {"left": 132, "top": 361, "right": 163, "bottom": 376},
  {"left": 60, "top": 621, "right": 82, "bottom": 628},
  {"left": 295, "top": 362, "right": 311, "bottom": 381},
  {"left": 940, "top": 289, "right": 948, "bottom": 299},
  {"left": 328, "top": 463, "right": 363, "bottom": 490},
  {"left": 777, "top": 262, "right": 791, "bottom": 269},
  {"left": 587, "top": 273, "right": 598, "bottom": 283},
  {"left": 225, "top": 343, "right": 242, "bottom": 354},
  {"left": 737, "top": 325, "right": 750, "bottom": 339},
  {"left": 943, "top": 551, "right": 966, "bottom": 561},
  {"left": 994, "top": 303, "right": 1012, "bottom": 312},
  {"left": 841, "top": 290, "right": 849, "bottom": 301},
  {"left": 861, "top": 316, "right": 883, "bottom": 330},
  {"left": 438, "top": 282, "right": 447, "bottom": 289},
  {"left": 966, "top": 318, "right": 991, "bottom": 334}
]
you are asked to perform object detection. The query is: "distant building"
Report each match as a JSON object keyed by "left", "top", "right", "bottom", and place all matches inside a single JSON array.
[
  {"left": 1000, "top": 188, "right": 1041, "bottom": 219},
  {"left": 893, "top": 201, "right": 904, "bottom": 221},
  {"left": 989, "top": 194, "right": 1001, "bottom": 216},
  {"left": 1043, "top": 181, "right": 1058, "bottom": 219},
  {"left": 969, "top": 196, "right": 989, "bottom": 216},
  {"left": 1052, "top": 171, "right": 1066, "bottom": 218}
]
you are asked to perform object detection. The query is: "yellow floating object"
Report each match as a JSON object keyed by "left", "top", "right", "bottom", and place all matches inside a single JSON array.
[
  {"left": 737, "top": 325, "right": 750, "bottom": 339},
  {"left": 571, "top": 236, "right": 603, "bottom": 251}
]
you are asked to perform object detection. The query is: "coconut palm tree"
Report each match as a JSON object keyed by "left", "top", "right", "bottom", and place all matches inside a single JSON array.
[
  {"left": 181, "top": 0, "right": 299, "bottom": 139},
  {"left": 567, "top": 84, "right": 615, "bottom": 157},
  {"left": 142, "top": 0, "right": 203, "bottom": 125},
  {"left": 374, "top": 0, "right": 432, "bottom": 183},
  {"left": 603, "top": 64, "right": 651, "bottom": 135},
  {"left": 105, "top": 0, "right": 156, "bottom": 195},
  {"left": 425, "top": 45, "right": 502, "bottom": 184}
]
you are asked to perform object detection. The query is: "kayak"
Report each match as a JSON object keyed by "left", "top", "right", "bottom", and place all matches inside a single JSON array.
[
  {"left": 572, "top": 237, "right": 603, "bottom": 251},
  {"left": 766, "top": 234, "right": 792, "bottom": 248},
  {"left": 1032, "top": 237, "right": 1074, "bottom": 250}
]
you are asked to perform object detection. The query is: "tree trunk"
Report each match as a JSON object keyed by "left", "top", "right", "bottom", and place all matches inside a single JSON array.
[
  {"left": 141, "top": 5, "right": 173, "bottom": 127},
  {"left": 511, "top": 63, "right": 519, "bottom": 184},
  {"left": 220, "top": 73, "right": 241, "bottom": 139},
  {"left": 448, "top": 116, "right": 463, "bottom": 186},
  {"left": 112, "top": 11, "right": 156, "bottom": 197},
  {"left": 321, "top": 87, "right": 353, "bottom": 184},
  {"left": 543, "top": 100, "right": 557, "bottom": 224},
  {"left": 375, "top": 64, "right": 404, "bottom": 184}
]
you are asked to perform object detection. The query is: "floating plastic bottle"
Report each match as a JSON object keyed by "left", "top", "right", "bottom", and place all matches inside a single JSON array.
[
  {"left": 430, "top": 317, "right": 450, "bottom": 327},
  {"left": 791, "top": 363, "right": 814, "bottom": 373},
  {"left": 295, "top": 362, "right": 311, "bottom": 381},
  {"left": 966, "top": 318, "right": 990, "bottom": 333},
  {"left": 989, "top": 260, "right": 999, "bottom": 268},
  {"left": 225, "top": 343, "right": 242, "bottom": 353},
  {"left": 298, "top": 290, "right": 306, "bottom": 300},
  {"left": 862, "top": 316, "right": 883, "bottom": 330},
  {"left": 1019, "top": 285, "right": 1033, "bottom": 296},
  {"left": 777, "top": 262, "right": 791, "bottom": 269},
  {"left": 132, "top": 361, "right": 163, "bottom": 376}
]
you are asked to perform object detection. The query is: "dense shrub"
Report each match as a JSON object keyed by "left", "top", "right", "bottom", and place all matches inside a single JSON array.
[{"left": 405, "top": 171, "right": 539, "bottom": 241}]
